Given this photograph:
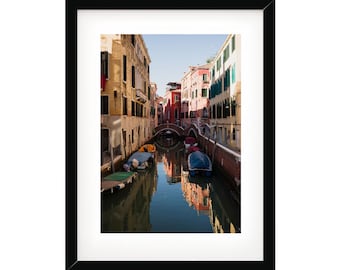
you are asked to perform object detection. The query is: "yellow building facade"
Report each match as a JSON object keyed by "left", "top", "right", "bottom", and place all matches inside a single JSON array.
[{"left": 100, "top": 34, "right": 152, "bottom": 172}]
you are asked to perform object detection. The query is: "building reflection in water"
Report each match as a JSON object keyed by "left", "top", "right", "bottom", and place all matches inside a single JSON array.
[
  {"left": 156, "top": 139, "right": 184, "bottom": 184},
  {"left": 102, "top": 136, "right": 240, "bottom": 233},
  {"left": 101, "top": 165, "right": 158, "bottom": 232},
  {"left": 180, "top": 168, "right": 240, "bottom": 233}
]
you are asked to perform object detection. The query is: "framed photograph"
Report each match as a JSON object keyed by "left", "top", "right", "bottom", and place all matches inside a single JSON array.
[{"left": 66, "top": 0, "right": 275, "bottom": 269}]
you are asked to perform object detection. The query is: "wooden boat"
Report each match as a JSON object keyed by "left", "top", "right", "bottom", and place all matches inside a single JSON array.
[
  {"left": 138, "top": 143, "right": 156, "bottom": 153},
  {"left": 124, "top": 151, "right": 154, "bottom": 171},
  {"left": 188, "top": 150, "right": 212, "bottom": 177},
  {"left": 101, "top": 171, "right": 137, "bottom": 193},
  {"left": 184, "top": 136, "right": 198, "bottom": 150},
  {"left": 187, "top": 145, "right": 200, "bottom": 154}
]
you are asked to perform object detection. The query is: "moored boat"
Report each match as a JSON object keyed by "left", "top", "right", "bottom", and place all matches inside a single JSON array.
[
  {"left": 184, "top": 136, "right": 198, "bottom": 150},
  {"left": 124, "top": 151, "right": 154, "bottom": 171},
  {"left": 138, "top": 143, "right": 156, "bottom": 153},
  {"left": 188, "top": 150, "right": 212, "bottom": 177},
  {"left": 187, "top": 145, "right": 200, "bottom": 153},
  {"left": 101, "top": 171, "right": 137, "bottom": 193}
]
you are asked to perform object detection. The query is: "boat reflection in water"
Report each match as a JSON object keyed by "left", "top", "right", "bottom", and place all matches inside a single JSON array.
[{"left": 101, "top": 136, "right": 240, "bottom": 233}]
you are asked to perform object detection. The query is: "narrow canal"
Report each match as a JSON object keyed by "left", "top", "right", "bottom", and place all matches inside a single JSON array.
[{"left": 101, "top": 137, "right": 240, "bottom": 233}]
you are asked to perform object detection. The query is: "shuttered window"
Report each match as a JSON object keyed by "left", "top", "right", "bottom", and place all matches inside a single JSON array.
[
  {"left": 123, "top": 55, "right": 127, "bottom": 81},
  {"left": 131, "top": 66, "right": 135, "bottom": 88},
  {"left": 101, "top": 96, "right": 109, "bottom": 115}
]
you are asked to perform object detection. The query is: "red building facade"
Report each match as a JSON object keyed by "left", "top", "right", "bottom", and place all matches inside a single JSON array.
[{"left": 163, "top": 82, "right": 181, "bottom": 125}]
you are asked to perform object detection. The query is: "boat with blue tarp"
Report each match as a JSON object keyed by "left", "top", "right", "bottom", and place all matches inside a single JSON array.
[
  {"left": 124, "top": 151, "right": 154, "bottom": 171},
  {"left": 188, "top": 150, "right": 212, "bottom": 177}
]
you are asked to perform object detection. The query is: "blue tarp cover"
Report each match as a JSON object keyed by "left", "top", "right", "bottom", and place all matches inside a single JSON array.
[
  {"left": 127, "top": 151, "right": 153, "bottom": 165},
  {"left": 188, "top": 151, "right": 211, "bottom": 170}
]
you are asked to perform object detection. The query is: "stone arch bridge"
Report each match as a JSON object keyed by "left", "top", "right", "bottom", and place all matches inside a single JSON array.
[{"left": 153, "top": 123, "right": 199, "bottom": 138}]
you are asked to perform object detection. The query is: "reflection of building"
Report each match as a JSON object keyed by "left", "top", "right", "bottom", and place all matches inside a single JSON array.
[
  {"left": 208, "top": 182, "right": 240, "bottom": 233},
  {"left": 180, "top": 168, "right": 240, "bottom": 233},
  {"left": 101, "top": 167, "right": 157, "bottom": 232},
  {"left": 161, "top": 146, "right": 183, "bottom": 183},
  {"left": 100, "top": 34, "right": 152, "bottom": 172},
  {"left": 209, "top": 34, "right": 241, "bottom": 151},
  {"left": 181, "top": 175, "right": 211, "bottom": 214}
]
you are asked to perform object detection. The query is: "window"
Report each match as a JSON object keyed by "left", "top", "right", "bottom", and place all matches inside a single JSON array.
[
  {"left": 201, "top": 88, "right": 208, "bottom": 97},
  {"left": 150, "top": 106, "right": 155, "bottom": 116},
  {"left": 223, "top": 99, "right": 228, "bottom": 118},
  {"left": 122, "top": 129, "right": 127, "bottom": 147},
  {"left": 136, "top": 103, "right": 141, "bottom": 117},
  {"left": 217, "top": 57, "right": 221, "bottom": 71},
  {"left": 232, "top": 63, "right": 236, "bottom": 83},
  {"left": 131, "top": 35, "right": 135, "bottom": 46},
  {"left": 232, "top": 35, "right": 235, "bottom": 52},
  {"left": 223, "top": 45, "right": 229, "bottom": 63},
  {"left": 131, "top": 65, "right": 135, "bottom": 88},
  {"left": 175, "top": 94, "right": 180, "bottom": 102},
  {"left": 131, "top": 101, "right": 135, "bottom": 116},
  {"left": 231, "top": 98, "right": 236, "bottom": 116},
  {"left": 123, "top": 55, "right": 127, "bottom": 81},
  {"left": 202, "top": 73, "right": 208, "bottom": 82},
  {"left": 101, "top": 96, "right": 108, "bottom": 114},
  {"left": 217, "top": 103, "right": 222, "bottom": 118},
  {"left": 225, "top": 68, "right": 230, "bottom": 89},
  {"left": 225, "top": 98, "right": 230, "bottom": 117},
  {"left": 195, "top": 89, "right": 197, "bottom": 98},
  {"left": 123, "top": 97, "right": 127, "bottom": 115},
  {"left": 101, "top": 51, "right": 109, "bottom": 89}
]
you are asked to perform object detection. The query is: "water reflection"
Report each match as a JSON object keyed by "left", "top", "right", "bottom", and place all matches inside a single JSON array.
[
  {"left": 181, "top": 172, "right": 211, "bottom": 215},
  {"left": 101, "top": 137, "right": 240, "bottom": 233},
  {"left": 156, "top": 140, "right": 184, "bottom": 184},
  {"left": 101, "top": 166, "right": 157, "bottom": 232}
]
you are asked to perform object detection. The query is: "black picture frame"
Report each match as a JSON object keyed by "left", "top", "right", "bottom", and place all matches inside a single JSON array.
[{"left": 66, "top": 0, "right": 275, "bottom": 269}]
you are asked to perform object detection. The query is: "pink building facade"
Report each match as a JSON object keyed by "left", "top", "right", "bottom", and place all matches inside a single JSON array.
[{"left": 180, "top": 64, "right": 212, "bottom": 130}]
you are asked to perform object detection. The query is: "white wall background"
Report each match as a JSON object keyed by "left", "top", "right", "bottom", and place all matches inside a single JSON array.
[{"left": 0, "top": 0, "right": 340, "bottom": 269}]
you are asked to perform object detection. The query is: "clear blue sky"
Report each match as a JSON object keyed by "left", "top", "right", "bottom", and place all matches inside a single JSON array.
[{"left": 143, "top": 34, "right": 228, "bottom": 97}]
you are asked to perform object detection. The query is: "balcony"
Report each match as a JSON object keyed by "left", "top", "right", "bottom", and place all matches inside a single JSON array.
[{"left": 136, "top": 89, "right": 147, "bottom": 103}]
